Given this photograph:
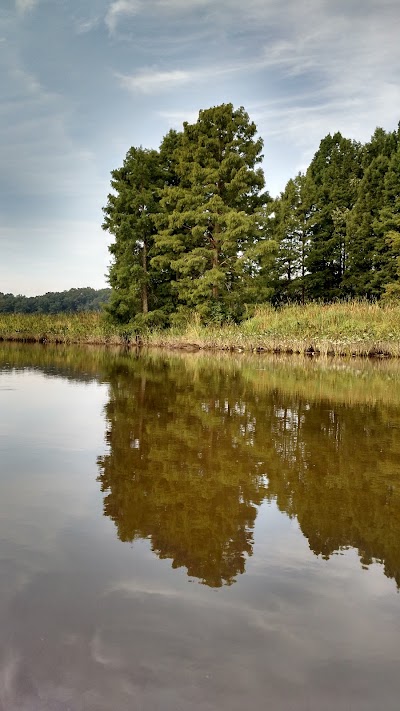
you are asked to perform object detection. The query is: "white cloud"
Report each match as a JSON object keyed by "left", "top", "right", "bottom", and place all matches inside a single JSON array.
[
  {"left": 117, "top": 68, "right": 192, "bottom": 93},
  {"left": 154, "top": 0, "right": 212, "bottom": 9},
  {"left": 15, "top": 0, "right": 38, "bottom": 15},
  {"left": 75, "top": 16, "right": 101, "bottom": 34},
  {"left": 116, "top": 56, "right": 273, "bottom": 95},
  {"left": 0, "top": 60, "right": 97, "bottom": 197},
  {"left": 2, "top": 0, "right": 400, "bottom": 290},
  {"left": 104, "top": 0, "right": 282, "bottom": 36},
  {"left": 130, "top": 0, "right": 398, "bottom": 196},
  {"left": 105, "top": 0, "right": 141, "bottom": 33},
  {"left": 11, "top": 65, "right": 42, "bottom": 93}
]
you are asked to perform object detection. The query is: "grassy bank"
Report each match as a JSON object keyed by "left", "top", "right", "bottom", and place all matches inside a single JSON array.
[
  {"left": 1, "top": 301, "right": 400, "bottom": 356},
  {"left": 0, "top": 312, "right": 123, "bottom": 345}
]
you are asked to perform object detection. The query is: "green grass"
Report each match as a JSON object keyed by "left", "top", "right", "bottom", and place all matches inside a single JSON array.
[
  {"left": 0, "top": 312, "right": 123, "bottom": 345},
  {"left": 146, "top": 301, "right": 400, "bottom": 357},
  {"left": 1, "top": 301, "right": 400, "bottom": 356}
]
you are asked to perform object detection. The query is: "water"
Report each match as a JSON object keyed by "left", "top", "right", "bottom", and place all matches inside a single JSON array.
[{"left": 1, "top": 342, "right": 400, "bottom": 710}]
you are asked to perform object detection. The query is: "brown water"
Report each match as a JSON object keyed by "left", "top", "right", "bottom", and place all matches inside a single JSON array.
[{"left": 1, "top": 343, "right": 400, "bottom": 710}]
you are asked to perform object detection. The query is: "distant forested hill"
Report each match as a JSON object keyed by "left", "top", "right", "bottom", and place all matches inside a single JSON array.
[{"left": 0, "top": 287, "right": 111, "bottom": 314}]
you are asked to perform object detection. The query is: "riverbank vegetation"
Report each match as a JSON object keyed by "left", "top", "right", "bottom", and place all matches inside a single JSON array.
[
  {"left": 1, "top": 301, "right": 400, "bottom": 356},
  {"left": 2, "top": 105, "right": 399, "bottom": 356},
  {"left": 102, "top": 103, "right": 400, "bottom": 330}
]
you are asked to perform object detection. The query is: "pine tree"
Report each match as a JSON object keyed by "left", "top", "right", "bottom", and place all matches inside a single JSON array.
[
  {"left": 375, "top": 142, "right": 400, "bottom": 299},
  {"left": 152, "top": 104, "right": 272, "bottom": 321},
  {"left": 305, "top": 133, "right": 362, "bottom": 300},
  {"left": 102, "top": 147, "right": 174, "bottom": 326},
  {"left": 344, "top": 127, "right": 399, "bottom": 297},
  {"left": 272, "top": 172, "right": 313, "bottom": 303}
]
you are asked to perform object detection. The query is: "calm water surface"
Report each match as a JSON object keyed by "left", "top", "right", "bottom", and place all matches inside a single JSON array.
[{"left": 1, "top": 343, "right": 400, "bottom": 710}]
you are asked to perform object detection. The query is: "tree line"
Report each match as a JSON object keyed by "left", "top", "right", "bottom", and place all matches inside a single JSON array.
[
  {"left": 0, "top": 287, "right": 111, "bottom": 314},
  {"left": 103, "top": 103, "right": 400, "bottom": 327}
]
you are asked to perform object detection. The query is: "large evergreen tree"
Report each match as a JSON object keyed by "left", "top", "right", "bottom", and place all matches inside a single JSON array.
[
  {"left": 272, "top": 172, "right": 313, "bottom": 303},
  {"left": 344, "top": 127, "right": 399, "bottom": 297},
  {"left": 102, "top": 146, "right": 175, "bottom": 326},
  {"left": 152, "top": 104, "right": 273, "bottom": 321},
  {"left": 305, "top": 133, "right": 362, "bottom": 300},
  {"left": 102, "top": 110, "right": 400, "bottom": 317},
  {"left": 375, "top": 142, "right": 400, "bottom": 299}
]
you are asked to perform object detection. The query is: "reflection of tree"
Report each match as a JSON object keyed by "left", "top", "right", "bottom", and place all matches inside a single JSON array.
[
  {"left": 97, "top": 352, "right": 400, "bottom": 588},
  {"left": 3, "top": 343, "right": 398, "bottom": 586},
  {"left": 2, "top": 340, "right": 400, "bottom": 587},
  {"left": 97, "top": 358, "right": 268, "bottom": 586},
  {"left": 265, "top": 397, "right": 400, "bottom": 584}
]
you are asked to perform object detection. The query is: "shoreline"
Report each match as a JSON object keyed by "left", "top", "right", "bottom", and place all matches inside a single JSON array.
[
  {"left": 1, "top": 302, "right": 400, "bottom": 358},
  {"left": 0, "top": 332, "right": 398, "bottom": 359}
]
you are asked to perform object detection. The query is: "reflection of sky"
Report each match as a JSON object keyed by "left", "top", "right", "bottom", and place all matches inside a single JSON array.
[
  {"left": 0, "top": 366, "right": 400, "bottom": 710},
  {"left": 1, "top": 0, "right": 400, "bottom": 294}
]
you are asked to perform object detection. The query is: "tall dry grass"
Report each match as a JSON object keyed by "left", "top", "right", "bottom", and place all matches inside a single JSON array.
[
  {"left": 146, "top": 301, "right": 400, "bottom": 356},
  {"left": 1, "top": 301, "right": 400, "bottom": 356},
  {"left": 0, "top": 312, "right": 123, "bottom": 345}
]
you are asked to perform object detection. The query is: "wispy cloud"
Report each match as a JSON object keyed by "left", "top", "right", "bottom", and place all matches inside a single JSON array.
[
  {"left": 116, "top": 54, "right": 274, "bottom": 95},
  {"left": 0, "top": 47, "right": 101, "bottom": 215},
  {"left": 155, "top": 0, "right": 211, "bottom": 7},
  {"left": 105, "top": 0, "right": 141, "bottom": 34},
  {"left": 15, "top": 0, "right": 38, "bottom": 15},
  {"left": 75, "top": 16, "right": 101, "bottom": 34},
  {"left": 105, "top": 0, "right": 212, "bottom": 32},
  {"left": 117, "top": 68, "right": 192, "bottom": 93},
  {"left": 2, "top": 0, "right": 399, "bottom": 291}
]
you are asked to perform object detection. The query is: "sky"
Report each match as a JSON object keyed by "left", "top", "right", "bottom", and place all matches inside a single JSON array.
[{"left": 1, "top": 0, "right": 399, "bottom": 296}]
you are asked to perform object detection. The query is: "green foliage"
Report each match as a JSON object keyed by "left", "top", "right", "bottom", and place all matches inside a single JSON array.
[
  {"left": 269, "top": 123, "right": 400, "bottom": 303},
  {"left": 103, "top": 104, "right": 275, "bottom": 325},
  {"left": 102, "top": 146, "right": 176, "bottom": 324},
  {"left": 153, "top": 104, "right": 273, "bottom": 319},
  {"left": 304, "top": 132, "right": 362, "bottom": 300},
  {"left": 129, "top": 308, "right": 170, "bottom": 333},
  {"left": 271, "top": 172, "right": 313, "bottom": 303},
  {"left": 375, "top": 142, "right": 400, "bottom": 298},
  {"left": 102, "top": 109, "right": 400, "bottom": 317},
  {"left": 345, "top": 126, "right": 400, "bottom": 297}
]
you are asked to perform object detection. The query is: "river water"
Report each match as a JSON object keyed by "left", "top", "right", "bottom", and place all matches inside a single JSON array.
[{"left": 0, "top": 342, "right": 400, "bottom": 710}]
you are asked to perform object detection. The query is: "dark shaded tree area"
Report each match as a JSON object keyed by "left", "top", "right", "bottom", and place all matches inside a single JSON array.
[
  {"left": 271, "top": 124, "right": 400, "bottom": 303},
  {"left": 0, "top": 287, "right": 111, "bottom": 314},
  {"left": 103, "top": 104, "right": 400, "bottom": 323}
]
